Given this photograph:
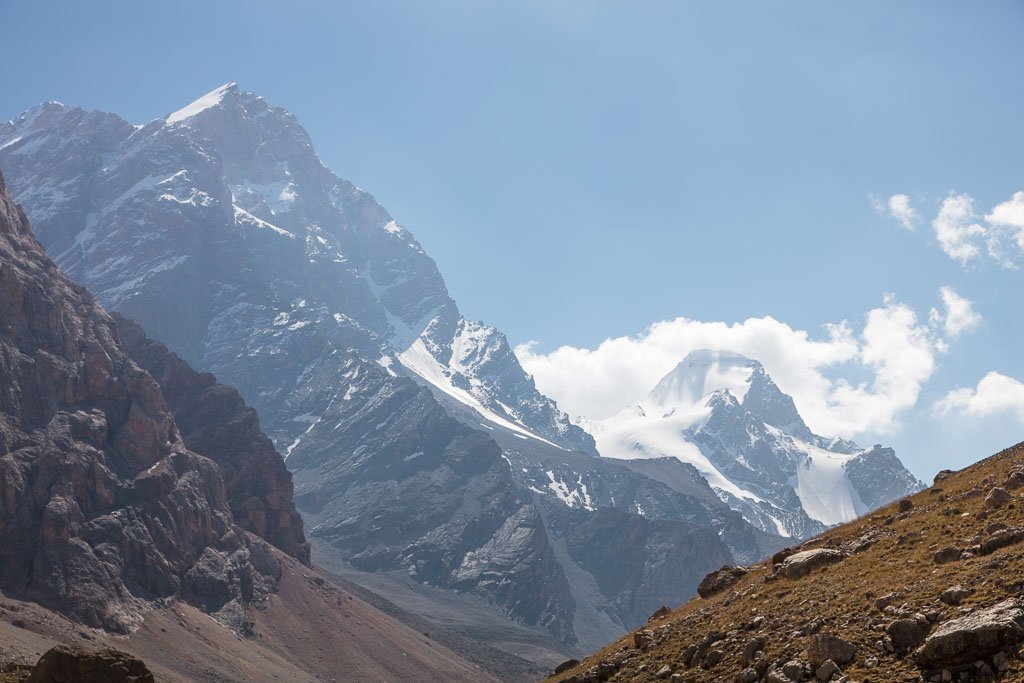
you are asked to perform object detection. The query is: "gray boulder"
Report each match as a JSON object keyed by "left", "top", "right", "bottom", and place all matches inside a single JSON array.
[
  {"left": 806, "top": 634, "right": 857, "bottom": 667},
  {"left": 914, "top": 598, "right": 1024, "bottom": 668},
  {"left": 780, "top": 549, "right": 846, "bottom": 579}
]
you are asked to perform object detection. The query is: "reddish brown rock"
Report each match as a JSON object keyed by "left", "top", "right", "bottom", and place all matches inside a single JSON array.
[
  {"left": 27, "top": 645, "right": 154, "bottom": 683},
  {"left": 115, "top": 315, "right": 309, "bottom": 564},
  {"left": 0, "top": 171, "right": 279, "bottom": 631}
]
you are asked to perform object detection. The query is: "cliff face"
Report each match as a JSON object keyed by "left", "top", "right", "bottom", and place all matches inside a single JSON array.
[
  {"left": 114, "top": 314, "right": 309, "bottom": 564},
  {"left": 0, "top": 172, "right": 289, "bottom": 632}
]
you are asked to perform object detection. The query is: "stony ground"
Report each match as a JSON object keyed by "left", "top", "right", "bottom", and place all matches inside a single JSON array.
[{"left": 549, "top": 442, "right": 1024, "bottom": 683}]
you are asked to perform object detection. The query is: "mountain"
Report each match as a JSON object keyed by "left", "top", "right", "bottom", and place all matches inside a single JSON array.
[
  {"left": 0, "top": 84, "right": 788, "bottom": 651},
  {"left": 0, "top": 169, "right": 512, "bottom": 682},
  {"left": 0, "top": 168, "right": 288, "bottom": 633},
  {"left": 592, "top": 349, "right": 923, "bottom": 538},
  {"left": 550, "top": 441, "right": 1024, "bottom": 683}
]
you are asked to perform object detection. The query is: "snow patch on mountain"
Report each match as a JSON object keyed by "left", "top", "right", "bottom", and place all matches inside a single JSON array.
[{"left": 167, "top": 82, "right": 238, "bottom": 124}]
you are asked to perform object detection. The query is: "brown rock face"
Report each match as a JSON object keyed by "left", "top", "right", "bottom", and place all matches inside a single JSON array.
[
  {"left": 27, "top": 645, "right": 154, "bottom": 683},
  {"left": 114, "top": 314, "right": 309, "bottom": 564},
  {"left": 0, "top": 172, "right": 279, "bottom": 631}
]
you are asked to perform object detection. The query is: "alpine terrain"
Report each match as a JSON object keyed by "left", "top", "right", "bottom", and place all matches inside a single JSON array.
[
  {"left": 0, "top": 83, "right": 913, "bottom": 656},
  {"left": 593, "top": 350, "right": 923, "bottom": 539},
  {"left": 0, "top": 170, "right": 493, "bottom": 682}
]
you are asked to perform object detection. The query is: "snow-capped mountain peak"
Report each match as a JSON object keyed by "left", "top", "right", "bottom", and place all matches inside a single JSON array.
[
  {"left": 591, "top": 348, "right": 922, "bottom": 538},
  {"left": 166, "top": 81, "right": 239, "bottom": 124},
  {"left": 648, "top": 349, "right": 758, "bottom": 409}
]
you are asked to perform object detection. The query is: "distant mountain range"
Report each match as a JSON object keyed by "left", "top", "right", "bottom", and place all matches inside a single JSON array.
[{"left": 0, "top": 83, "right": 920, "bottom": 655}]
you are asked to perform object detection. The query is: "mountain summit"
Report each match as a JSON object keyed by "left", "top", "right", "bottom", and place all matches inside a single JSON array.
[{"left": 593, "top": 349, "right": 922, "bottom": 538}]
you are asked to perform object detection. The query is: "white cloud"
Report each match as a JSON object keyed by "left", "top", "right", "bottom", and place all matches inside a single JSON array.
[
  {"left": 935, "top": 372, "right": 1024, "bottom": 422},
  {"left": 873, "top": 193, "right": 920, "bottom": 230},
  {"left": 928, "top": 286, "right": 981, "bottom": 338},
  {"left": 909, "top": 189, "right": 1024, "bottom": 269},
  {"left": 985, "top": 191, "right": 1024, "bottom": 268},
  {"left": 517, "top": 294, "right": 960, "bottom": 438},
  {"left": 932, "top": 193, "right": 987, "bottom": 267}
]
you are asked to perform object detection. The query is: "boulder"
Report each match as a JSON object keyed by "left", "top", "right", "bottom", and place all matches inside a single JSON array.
[
  {"left": 933, "top": 547, "right": 961, "bottom": 564},
  {"left": 980, "top": 527, "right": 1024, "bottom": 555},
  {"left": 886, "top": 617, "right": 931, "bottom": 655},
  {"left": 1004, "top": 469, "right": 1024, "bottom": 490},
  {"left": 984, "top": 486, "right": 1011, "bottom": 509},
  {"left": 28, "top": 646, "right": 154, "bottom": 683},
  {"left": 780, "top": 549, "right": 846, "bottom": 579},
  {"left": 914, "top": 598, "right": 1024, "bottom": 668},
  {"left": 553, "top": 659, "right": 580, "bottom": 675},
  {"left": 814, "top": 659, "right": 839, "bottom": 682},
  {"left": 698, "top": 565, "right": 749, "bottom": 598},
  {"left": 806, "top": 634, "right": 857, "bottom": 667},
  {"left": 940, "top": 586, "right": 973, "bottom": 606}
]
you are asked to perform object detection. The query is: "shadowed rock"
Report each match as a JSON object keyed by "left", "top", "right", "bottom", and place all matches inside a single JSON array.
[{"left": 27, "top": 645, "right": 154, "bottom": 683}]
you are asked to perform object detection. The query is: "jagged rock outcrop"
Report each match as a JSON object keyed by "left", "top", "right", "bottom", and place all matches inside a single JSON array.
[
  {"left": 0, "top": 172, "right": 282, "bottom": 632},
  {"left": 114, "top": 314, "right": 309, "bottom": 564}
]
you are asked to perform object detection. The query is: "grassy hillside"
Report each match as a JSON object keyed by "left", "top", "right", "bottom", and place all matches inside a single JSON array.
[{"left": 549, "top": 442, "right": 1024, "bottom": 683}]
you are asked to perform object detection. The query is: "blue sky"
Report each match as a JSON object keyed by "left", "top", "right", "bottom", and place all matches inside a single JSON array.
[{"left": 2, "top": 1, "right": 1022, "bottom": 476}]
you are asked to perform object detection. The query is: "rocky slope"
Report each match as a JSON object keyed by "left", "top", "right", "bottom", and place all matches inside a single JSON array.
[
  {"left": 0, "top": 85, "right": 786, "bottom": 648},
  {"left": 550, "top": 440, "right": 1024, "bottom": 682},
  {"left": 0, "top": 170, "right": 506, "bottom": 681},
  {"left": 0, "top": 169, "right": 288, "bottom": 633},
  {"left": 0, "top": 549, "right": 503, "bottom": 682},
  {"left": 592, "top": 350, "right": 923, "bottom": 538},
  {"left": 113, "top": 314, "right": 309, "bottom": 564}
]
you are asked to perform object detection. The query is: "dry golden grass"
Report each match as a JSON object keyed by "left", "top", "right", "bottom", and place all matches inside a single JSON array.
[{"left": 549, "top": 441, "right": 1024, "bottom": 683}]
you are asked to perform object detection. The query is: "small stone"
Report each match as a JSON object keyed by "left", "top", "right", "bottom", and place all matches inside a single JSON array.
[
  {"left": 933, "top": 547, "right": 961, "bottom": 564},
  {"left": 634, "top": 629, "right": 654, "bottom": 650},
  {"left": 815, "top": 659, "right": 839, "bottom": 682},
  {"left": 782, "top": 659, "right": 806, "bottom": 681},
  {"left": 656, "top": 664, "right": 674, "bottom": 679},
  {"left": 703, "top": 649, "right": 725, "bottom": 669},
  {"left": 648, "top": 605, "right": 671, "bottom": 622},
  {"left": 735, "top": 668, "right": 759, "bottom": 683}
]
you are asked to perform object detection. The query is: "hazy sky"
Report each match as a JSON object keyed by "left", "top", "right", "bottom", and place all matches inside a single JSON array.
[{"left": 2, "top": 1, "right": 1023, "bottom": 477}]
